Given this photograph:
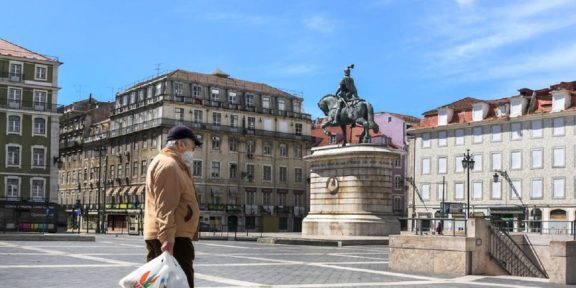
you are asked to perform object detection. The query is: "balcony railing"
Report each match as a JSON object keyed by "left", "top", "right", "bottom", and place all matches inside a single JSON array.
[
  {"left": 1, "top": 100, "right": 62, "bottom": 113},
  {"left": 0, "top": 72, "right": 24, "bottom": 83}
]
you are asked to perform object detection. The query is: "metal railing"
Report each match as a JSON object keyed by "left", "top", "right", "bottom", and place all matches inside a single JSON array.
[
  {"left": 198, "top": 224, "right": 263, "bottom": 240},
  {"left": 405, "top": 217, "right": 468, "bottom": 236},
  {"left": 489, "top": 224, "right": 548, "bottom": 278},
  {"left": 1, "top": 100, "right": 62, "bottom": 113}
]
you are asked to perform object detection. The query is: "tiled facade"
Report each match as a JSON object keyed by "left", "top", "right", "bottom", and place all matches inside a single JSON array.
[
  {"left": 0, "top": 38, "right": 62, "bottom": 232},
  {"left": 408, "top": 81, "right": 576, "bottom": 232}
]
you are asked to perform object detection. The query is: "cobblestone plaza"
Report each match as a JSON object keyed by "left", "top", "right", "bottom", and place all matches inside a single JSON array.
[{"left": 0, "top": 235, "right": 564, "bottom": 287}]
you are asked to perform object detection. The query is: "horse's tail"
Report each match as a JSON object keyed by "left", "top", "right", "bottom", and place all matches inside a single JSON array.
[{"left": 366, "top": 102, "right": 379, "bottom": 133}]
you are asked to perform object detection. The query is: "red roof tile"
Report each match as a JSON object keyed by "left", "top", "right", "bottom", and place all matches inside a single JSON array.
[{"left": 0, "top": 38, "right": 58, "bottom": 62}]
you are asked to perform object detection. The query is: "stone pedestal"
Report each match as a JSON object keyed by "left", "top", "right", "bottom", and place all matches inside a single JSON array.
[{"left": 302, "top": 144, "right": 402, "bottom": 236}]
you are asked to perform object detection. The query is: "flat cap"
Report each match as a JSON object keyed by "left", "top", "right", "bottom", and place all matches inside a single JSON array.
[{"left": 166, "top": 125, "right": 203, "bottom": 146}]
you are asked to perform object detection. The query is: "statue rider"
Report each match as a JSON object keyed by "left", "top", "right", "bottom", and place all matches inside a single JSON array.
[{"left": 333, "top": 64, "right": 361, "bottom": 124}]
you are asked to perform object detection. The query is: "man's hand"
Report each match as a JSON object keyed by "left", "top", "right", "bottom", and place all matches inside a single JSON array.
[{"left": 161, "top": 241, "right": 174, "bottom": 255}]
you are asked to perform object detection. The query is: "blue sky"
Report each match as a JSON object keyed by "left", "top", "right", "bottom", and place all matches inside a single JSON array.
[{"left": 4, "top": 0, "right": 576, "bottom": 119}]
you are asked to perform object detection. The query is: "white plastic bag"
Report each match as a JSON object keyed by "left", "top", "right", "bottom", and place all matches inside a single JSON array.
[{"left": 119, "top": 251, "right": 189, "bottom": 288}]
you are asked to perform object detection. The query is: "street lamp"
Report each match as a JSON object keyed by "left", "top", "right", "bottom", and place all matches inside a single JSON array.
[
  {"left": 492, "top": 169, "right": 528, "bottom": 230},
  {"left": 461, "top": 149, "right": 475, "bottom": 236}
]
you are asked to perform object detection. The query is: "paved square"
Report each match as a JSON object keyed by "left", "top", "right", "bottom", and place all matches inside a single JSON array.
[{"left": 0, "top": 235, "right": 564, "bottom": 287}]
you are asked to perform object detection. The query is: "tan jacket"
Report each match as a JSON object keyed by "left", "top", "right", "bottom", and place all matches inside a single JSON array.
[{"left": 144, "top": 148, "right": 200, "bottom": 244}]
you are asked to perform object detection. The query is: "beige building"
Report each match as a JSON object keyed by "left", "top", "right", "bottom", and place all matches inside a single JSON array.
[
  {"left": 408, "top": 81, "right": 576, "bottom": 233},
  {"left": 101, "top": 69, "right": 314, "bottom": 233}
]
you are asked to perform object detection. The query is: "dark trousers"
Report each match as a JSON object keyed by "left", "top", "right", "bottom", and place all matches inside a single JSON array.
[{"left": 146, "top": 237, "right": 195, "bottom": 288}]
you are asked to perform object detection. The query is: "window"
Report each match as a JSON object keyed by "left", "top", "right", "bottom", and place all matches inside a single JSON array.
[
  {"left": 118, "top": 163, "right": 123, "bottom": 177},
  {"left": 229, "top": 137, "right": 237, "bottom": 152},
  {"left": 295, "top": 123, "right": 303, "bottom": 136},
  {"left": 491, "top": 152, "right": 502, "bottom": 171},
  {"left": 511, "top": 151, "right": 522, "bottom": 170},
  {"left": 211, "top": 136, "right": 221, "bottom": 150},
  {"left": 491, "top": 181, "right": 502, "bottom": 199},
  {"left": 229, "top": 162, "right": 238, "bottom": 179},
  {"left": 553, "top": 147, "right": 565, "bottom": 167},
  {"left": 33, "top": 117, "right": 46, "bottom": 135},
  {"left": 473, "top": 127, "right": 483, "bottom": 143},
  {"left": 31, "top": 179, "right": 45, "bottom": 199},
  {"left": 455, "top": 129, "right": 464, "bottom": 145},
  {"left": 531, "top": 149, "right": 543, "bottom": 169},
  {"left": 473, "top": 182, "right": 483, "bottom": 200},
  {"left": 245, "top": 93, "right": 255, "bottom": 106},
  {"left": 175, "top": 108, "right": 184, "bottom": 122},
  {"left": 6, "top": 178, "right": 19, "bottom": 198},
  {"left": 8, "top": 115, "right": 21, "bottom": 134},
  {"left": 247, "top": 117, "right": 256, "bottom": 129},
  {"left": 247, "top": 140, "right": 255, "bottom": 154},
  {"left": 228, "top": 91, "right": 237, "bottom": 103},
  {"left": 125, "top": 162, "right": 130, "bottom": 178},
  {"left": 472, "top": 154, "right": 482, "bottom": 172},
  {"left": 455, "top": 156, "right": 464, "bottom": 173},
  {"left": 246, "top": 164, "right": 255, "bottom": 182},
  {"left": 110, "top": 165, "right": 115, "bottom": 179},
  {"left": 438, "top": 156, "right": 447, "bottom": 174},
  {"left": 553, "top": 118, "right": 565, "bottom": 136},
  {"left": 531, "top": 179, "right": 543, "bottom": 199},
  {"left": 531, "top": 120, "right": 543, "bottom": 138},
  {"left": 192, "top": 160, "right": 202, "bottom": 177},
  {"left": 263, "top": 192, "right": 272, "bottom": 206},
  {"left": 263, "top": 165, "right": 272, "bottom": 181},
  {"left": 213, "top": 112, "right": 221, "bottom": 125},
  {"left": 262, "top": 96, "right": 270, "bottom": 109},
  {"left": 211, "top": 161, "right": 220, "bottom": 178},
  {"left": 192, "top": 85, "right": 202, "bottom": 98},
  {"left": 454, "top": 182, "right": 464, "bottom": 200},
  {"left": 279, "top": 167, "right": 287, "bottom": 183},
  {"left": 7, "top": 145, "right": 20, "bottom": 166},
  {"left": 133, "top": 161, "right": 138, "bottom": 177},
  {"left": 491, "top": 125, "right": 502, "bottom": 142},
  {"left": 422, "top": 133, "right": 430, "bottom": 148},
  {"left": 141, "top": 160, "right": 147, "bottom": 176},
  {"left": 230, "top": 115, "right": 238, "bottom": 127},
  {"left": 32, "top": 147, "right": 45, "bottom": 167},
  {"left": 155, "top": 83, "right": 163, "bottom": 96},
  {"left": 174, "top": 82, "right": 184, "bottom": 96},
  {"left": 295, "top": 168, "right": 303, "bottom": 183},
  {"left": 511, "top": 123, "right": 522, "bottom": 140},
  {"left": 33, "top": 90, "right": 47, "bottom": 111},
  {"left": 193, "top": 110, "right": 203, "bottom": 122},
  {"left": 295, "top": 145, "right": 303, "bottom": 158},
  {"left": 8, "top": 88, "right": 22, "bottom": 108},
  {"left": 436, "top": 183, "right": 446, "bottom": 200},
  {"left": 247, "top": 191, "right": 256, "bottom": 205},
  {"left": 438, "top": 131, "right": 447, "bottom": 146},
  {"left": 511, "top": 180, "right": 521, "bottom": 199},
  {"left": 422, "top": 158, "right": 431, "bottom": 175},
  {"left": 293, "top": 101, "right": 301, "bottom": 113},
  {"left": 553, "top": 178, "right": 565, "bottom": 198},
  {"left": 263, "top": 142, "right": 272, "bottom": 155},
  {"left": 279, "top": 144, "right": 288, "bottom": 157},
  {"left": 9, "top": 62, "right": 22, "bottom": 79},
  {"left": 211, "top": 89, "right": 220, "bottom": 101},
  {"left": 35, "top": 65, "right": 47, "bottom": 80},
  {"left": 421, "top": 184, "right": 430, "bottom": 200},
  {"left": 394, "top": 158, "right": 402, "bottom": 168},
  {"left": 278, "top": 98, "right": 286, "bottom": 110}
]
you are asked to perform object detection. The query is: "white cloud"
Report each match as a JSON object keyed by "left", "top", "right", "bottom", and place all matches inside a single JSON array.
[{"left": 303, "top": 16, "right": 335, "bottom": 34}]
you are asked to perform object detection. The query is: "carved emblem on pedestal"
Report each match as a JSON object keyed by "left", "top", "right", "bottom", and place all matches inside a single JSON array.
[{"left": 326, "top": 177, "right": 339, "bottom": 195}]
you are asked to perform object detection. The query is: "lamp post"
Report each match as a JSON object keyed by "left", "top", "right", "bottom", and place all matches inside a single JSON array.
[
  {"left": 492, "top": 169, "right": 528, "bottom": 231},
  {"left": 461, "top": 149, "right": 475, "bottom": 236}
]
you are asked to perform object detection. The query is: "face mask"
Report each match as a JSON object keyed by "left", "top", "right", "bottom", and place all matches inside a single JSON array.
[{"left": 182, "top": 151, "right": 194, "bottom": 166}]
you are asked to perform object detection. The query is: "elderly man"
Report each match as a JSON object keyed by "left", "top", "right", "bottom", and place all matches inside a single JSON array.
[{"left": 144, "top": 125, "right": 202, "bottom": 287}]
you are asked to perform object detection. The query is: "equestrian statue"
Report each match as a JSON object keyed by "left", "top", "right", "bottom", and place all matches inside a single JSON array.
[{"left": 318, "top": 64, "right": 379, "bottom": 146}]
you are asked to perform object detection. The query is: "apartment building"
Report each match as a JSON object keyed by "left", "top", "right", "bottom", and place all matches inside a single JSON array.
[
  {"left": 311, "top": 112, "right": 419, "bottom": 223},
  {"left": 408, "top": 81, "right": 576, "bottom": 233},
  {"left": 0, "top": 38, "right": 62, "bottom": 232},
  {"left": 97, "top": 69, "right": 314, "bottom": 233},
  {"left": 58, "top": 97, "right": 113, "bottom": 232}
]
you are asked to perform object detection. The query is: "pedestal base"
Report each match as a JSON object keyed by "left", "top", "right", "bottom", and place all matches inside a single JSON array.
[{"left": 302, "top": 214, "right": 400, "bottom": 236}]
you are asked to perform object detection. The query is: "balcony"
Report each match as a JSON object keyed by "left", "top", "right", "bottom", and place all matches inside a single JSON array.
[
  {"left": 0, "top": 72, "right": 24, "bottom": 83},
  {"left": 1, "top": 99, "right": 62, "bottom": 113}
]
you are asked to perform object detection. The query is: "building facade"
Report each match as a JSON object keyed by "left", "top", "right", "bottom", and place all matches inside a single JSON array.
[
  {"left": 58, "top": 97, "right": 113, "bottom": 232},
  {"left": 0, "top": 38, "right": 62, "bottom": 232},
  {"left": 71, "top": 69, "right": 314, "bottom": 233},
  {"left": 408, "top": 81, "right": 576, "bottom": 233}
]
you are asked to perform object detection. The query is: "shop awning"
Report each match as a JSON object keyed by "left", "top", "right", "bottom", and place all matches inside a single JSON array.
[
  {"left": 112, "top": 187, "right": 123, "bottom": 196},
  {"left": 106, "top": 187, "right": 116, "bottom": 196},
  {"left": 136, "top": 185, "right": 146, "bottom": 195},
  {"left": 127, "top": 186, "right": 139, "bottom": 195}
]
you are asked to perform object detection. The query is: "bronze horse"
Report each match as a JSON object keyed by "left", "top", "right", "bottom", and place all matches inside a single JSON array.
[{"left": 318, "top": 94, "right": 379, "bottom": 146}]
